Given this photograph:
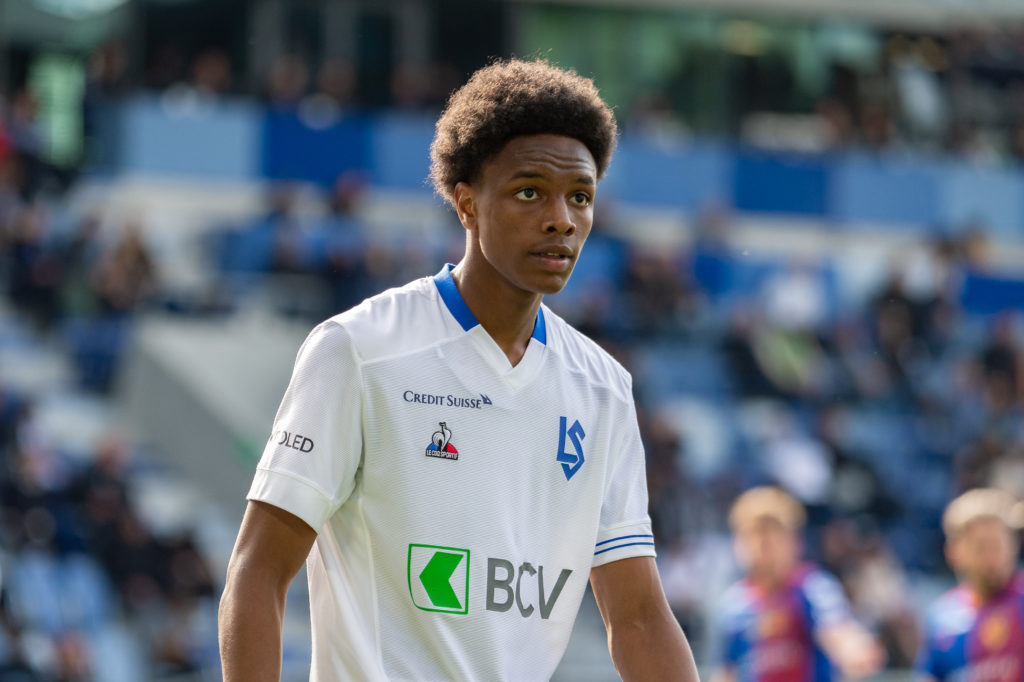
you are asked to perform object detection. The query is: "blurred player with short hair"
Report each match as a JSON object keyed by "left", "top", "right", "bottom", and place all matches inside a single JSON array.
[
  {"left": 917, "top": 488, "right": 1024, "bottom": 682},
  {"left": 713, "top": 486, "right": 884, "bottom": 682}
]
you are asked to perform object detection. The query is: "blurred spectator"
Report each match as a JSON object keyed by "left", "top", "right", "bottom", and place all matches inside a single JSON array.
[
  {"left": 428, "top": 61, "right": 462, "bottom": 109},
  {"left": 0, "top": 114, "right": 12, "bottom": 166},
  {"left": 5, "top": 92, "right": 49, "bottom": 199},
  {"left": 315, "top": 59, "right": 357, "bottom": 107},
  {"left": 317, "top": 173, "right": 372, "bottom": 315},
  {"left": 622, "top": 248, "right": 695, "bottom": 337},
  {"left": 87, "top": 42, "right": 130, "bottom": 98},
  {"left": 90, "top": 223, "right": 157, "bottom": 317},
  {"left": 390, "top": 61, "right": 433, "bottom": 110},
  {"left": 859, "top": 102, "right": 898, "bottom": 150},
  {"left": 6, "top": 204, "right": 61, "bottom": 331},
  {"left": 630, "top": 91, "right": 690, "bottom": 145},
  {"left": 145, "top": 44, "right": 186, "bottom": 92},
  {"left": 816, "top": 97, "right": 855, "bottom": 148},
  {"left": 190, "top": 48, "right": 233, "bottom": 96},
  {"left": 6, "top": 92, "right": 45, "bottom": 162},
  {"left": 57, "top": 214, "right": 103, "bottom": 318},
  {"left": 267, "top": 54, "right": 310, "bottom": 107},
  {"left": 298, "top": 59, "right": 358, "bottom": 129}
]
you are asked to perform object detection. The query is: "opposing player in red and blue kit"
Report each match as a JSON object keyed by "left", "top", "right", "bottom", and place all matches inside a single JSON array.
[
  {"left": 918, "top": 488, "right": 1024, "bottom": 682},
  {"left": 712, "top": 487, "right": 884, "bottom": 682}
]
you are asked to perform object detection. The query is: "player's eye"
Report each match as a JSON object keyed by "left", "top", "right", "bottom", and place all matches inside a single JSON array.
[
  {"left": 514, "top": 187, "right": 539, "bottom": 201},
  {"left": 571, "top": 192, "right": 592, "bottom": 207}
]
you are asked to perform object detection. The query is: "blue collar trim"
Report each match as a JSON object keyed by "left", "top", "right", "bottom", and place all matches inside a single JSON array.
[
  {"left": 532, "top": 299, "right": 546, "bottom": 345},
  {"left": 433, "top": 264, "right": 546, "bottom": 345}
]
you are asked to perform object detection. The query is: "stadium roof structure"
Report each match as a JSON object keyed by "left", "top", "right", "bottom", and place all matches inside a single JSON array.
[{"left": 513, "top": 0, "right": 1024, "bottom": 30}]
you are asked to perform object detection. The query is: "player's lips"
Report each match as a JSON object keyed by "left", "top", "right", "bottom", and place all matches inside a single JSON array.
[{"left": 528, "top": 245, "right": 575, "bottom": 272}]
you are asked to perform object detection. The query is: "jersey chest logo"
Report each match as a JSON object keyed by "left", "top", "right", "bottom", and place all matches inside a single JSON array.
[
  {"left": 979, "top": 611, "right": 1012, "bottom": 651},
  {"left": 557, "top": 417, "right": 585, "bottom": 480},
  {"left": 425, "top": 422, "right": 459, "bottom": 460}
]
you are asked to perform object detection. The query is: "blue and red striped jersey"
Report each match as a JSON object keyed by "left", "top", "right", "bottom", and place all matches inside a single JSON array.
[
  {"left": 717, "top": 563, "right": 852, "bottom": 682},
  {"left": 917, "top": 576, "right": 1024, "bottom": 682}
]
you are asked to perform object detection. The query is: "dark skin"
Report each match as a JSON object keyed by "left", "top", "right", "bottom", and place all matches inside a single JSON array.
[
  {"left": 219, "top": 134, "right": 700, "bottom": 682},
  {"left": 219, "top": 500, "right": 314, "bottom": 682},
  {"left": 451, "top": 133, "right": 596, "bottom": 366}
]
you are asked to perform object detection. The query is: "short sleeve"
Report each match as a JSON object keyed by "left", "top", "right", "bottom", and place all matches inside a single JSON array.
[
  {"left": 718, "top": 616, "right": 745, "bottom": 667},
  {"left": 592, "top": 388, "right": 655, "bottom": 567},
  {"left": 914, "top": 615, "right": 943, "bottom": 681},
  {"left": 247, "top": 321, "right": 363, "bottom": 532},
  {"left": 803, "top": 568, "right": 852, "bottom": 631},
  {"left": 712, "top": 589, "right": 747, "bottom": 672}
]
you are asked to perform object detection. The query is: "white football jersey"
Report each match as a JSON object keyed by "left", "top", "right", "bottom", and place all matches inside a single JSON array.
[{"left": 249, "top": 264, "right": 655, "bottom": 681}]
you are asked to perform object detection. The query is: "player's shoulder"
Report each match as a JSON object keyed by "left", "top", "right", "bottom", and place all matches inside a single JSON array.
[
  {"left": 719, "top": 579, "right": 758, "bottom": 621},
  {"left": 793, "top": 563, "right": 849, "bottom": 610},
  {"left": 929, "top": 585, "right": 968, "bottom": 612},
  {"left": 321, "top": 275, "right": 452, "bottom": 362},
  {"left": 542, "top": 305, "right": 634, "bottom": 403},
  {"left": 794, "top": 562, "right": 839, "bottom": 588},
  {"left": 924, "top": 585, "right": 975, "bottom": 637}
]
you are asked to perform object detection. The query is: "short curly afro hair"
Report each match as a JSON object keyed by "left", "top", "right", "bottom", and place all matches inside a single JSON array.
[{"left": 429, "top": 58, "right": 618, "bottom": 207}]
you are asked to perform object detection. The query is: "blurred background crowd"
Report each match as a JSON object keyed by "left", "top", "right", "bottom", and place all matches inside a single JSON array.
[{"left": 3, "top": 0, "right": 1024, "bottom": 680}]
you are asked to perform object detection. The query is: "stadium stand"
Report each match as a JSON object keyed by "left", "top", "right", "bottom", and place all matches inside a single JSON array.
[{"left": 5, "top": 5, "right": 1024, "bottom": 679}]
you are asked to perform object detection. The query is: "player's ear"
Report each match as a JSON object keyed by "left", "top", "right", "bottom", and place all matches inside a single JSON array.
[
  {"left": 944, "top": 538, "right": 959, "bottom": 571},
  {"left": 453, "top": 182, "right": 477, "bottom": 231}
]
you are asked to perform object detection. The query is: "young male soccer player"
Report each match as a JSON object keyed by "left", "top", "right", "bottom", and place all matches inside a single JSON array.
[
  {"left": 917, "top": 488, "right": 1024, "bottom": 682},
  {"left": 713, "top": 487, "right": 884, "bottom": 682},
  {"left": 218, "top": 59, "right": 699, "bottom": 681}
]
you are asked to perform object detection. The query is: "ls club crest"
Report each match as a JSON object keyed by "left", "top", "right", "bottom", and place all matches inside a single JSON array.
[{"left": 557, "top": 417, "right": 585, "bottom": 480}]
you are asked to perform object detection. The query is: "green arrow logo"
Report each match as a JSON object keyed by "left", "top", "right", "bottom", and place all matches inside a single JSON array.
[
  {"left": 408, "top": 544, "right": 470, "bottom": 614},
  {"left": 419, "top": 552, "right": 463, "bottom": 608}
]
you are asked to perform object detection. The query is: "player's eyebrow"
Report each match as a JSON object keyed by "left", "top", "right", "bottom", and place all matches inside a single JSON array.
[{"left": 508, "top": 171, "right": 596, "bottom": 186}]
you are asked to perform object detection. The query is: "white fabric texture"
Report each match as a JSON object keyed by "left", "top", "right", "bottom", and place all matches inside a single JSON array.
[{"left": 248, "top": 268, "right": 654, "bottom": 681}]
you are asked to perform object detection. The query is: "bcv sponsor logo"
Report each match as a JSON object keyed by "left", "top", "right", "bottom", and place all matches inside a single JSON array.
[{"left": 270, "top": 429, "right": 314, "bottom": 453}]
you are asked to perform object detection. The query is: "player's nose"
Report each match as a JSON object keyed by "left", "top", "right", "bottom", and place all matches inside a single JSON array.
[{"left": 543, "top": 198, "right": 576, "bottom": 235}]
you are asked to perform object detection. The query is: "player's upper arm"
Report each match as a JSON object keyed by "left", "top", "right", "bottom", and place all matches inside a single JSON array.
[
  {"left": 226, "top": 500, "right": 318, "bottom": 590},
  {"left": 803, "top": 569, "right": 851, "bottom": 629},
  {"left": 590, "top": 556, "right": 698, "bottom": 682},
  {"left": 804, "top": 571, "right": 885, "bottom": 677},
  {"left": 590, "top": 556, "right": 668, "bottom": 628}
]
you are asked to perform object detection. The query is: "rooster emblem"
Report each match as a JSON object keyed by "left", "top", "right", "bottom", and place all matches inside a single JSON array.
[
  {"left": 425, "top": 422, "right": 458, "bottom": 459},
  {"left": 432, "top": 422, "right": 452, "bottom": 452}
]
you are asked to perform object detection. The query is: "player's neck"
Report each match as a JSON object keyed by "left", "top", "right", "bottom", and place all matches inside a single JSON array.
[
  {"left": 749, "top": 566, "right": 796, "bottom": 593},
  {"left": 750, "top": 575, "right": 785, "bottom": 593},
  {"left": 451, "top": 260, "right": 542, "bottom": 367},
  {"left": 967, "top": 579, "right": 1012, "bottom": 603}
]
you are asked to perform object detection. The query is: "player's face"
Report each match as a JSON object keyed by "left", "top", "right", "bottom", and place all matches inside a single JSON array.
[
  {"left": 455, "top": 134, "right": 597, "bottom": 296},
  {"left": 948, "top": 517, "right": 1019, "bottom": 597},
  {"left": 734, "top": 518, "right": 800, "bottom": 587}
]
